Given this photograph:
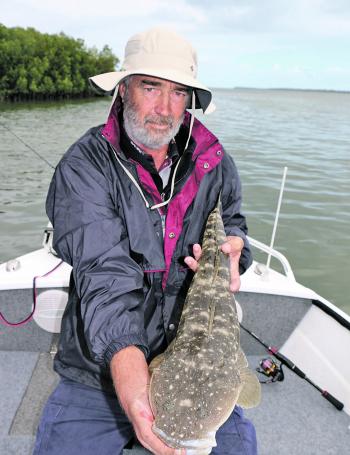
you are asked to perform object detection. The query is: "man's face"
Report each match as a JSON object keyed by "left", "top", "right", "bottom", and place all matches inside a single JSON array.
[{"left": 120, "top": 75, "right": 190, "bottom": 150}]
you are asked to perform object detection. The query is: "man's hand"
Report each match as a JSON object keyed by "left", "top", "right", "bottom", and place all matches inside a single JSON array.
[
  {"left": 111, "top": 346, "right": 185, "bottom": 455},
  {"left": 184, "top": 236, "right": 244, "bottom": 293}
]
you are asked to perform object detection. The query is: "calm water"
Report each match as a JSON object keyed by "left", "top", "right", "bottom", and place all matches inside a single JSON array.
[{"left": 0, "top": 89, "right": 349, "bottom": 315}]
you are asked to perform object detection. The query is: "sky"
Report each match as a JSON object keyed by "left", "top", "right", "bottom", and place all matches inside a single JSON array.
[{"left": 2, "top": 0, "right": 350, "bottom": 91}]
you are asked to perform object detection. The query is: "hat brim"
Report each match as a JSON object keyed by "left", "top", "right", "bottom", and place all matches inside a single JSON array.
[{"left": 89, "top": 69, "right": 215, "bottom": 114}]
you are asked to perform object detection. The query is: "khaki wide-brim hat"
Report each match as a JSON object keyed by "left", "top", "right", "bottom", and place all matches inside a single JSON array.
[{"left": 89, "top": 27, "right": 215, "bottom": 114}]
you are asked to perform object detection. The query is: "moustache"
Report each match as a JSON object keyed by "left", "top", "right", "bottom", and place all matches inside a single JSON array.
[{"left": 145, "top": 115, "right": 173, "bottom": 128}]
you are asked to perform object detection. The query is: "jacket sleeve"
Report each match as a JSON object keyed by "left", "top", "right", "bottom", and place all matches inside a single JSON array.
[
  {"left": 46, "top": 151, "right": 149, "bottom": 366},
  {"left": 221, "top": 152, "right": 253, "bottom": 274}
]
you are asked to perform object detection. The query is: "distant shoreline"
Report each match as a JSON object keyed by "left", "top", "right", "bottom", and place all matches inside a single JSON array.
[{"left": 214, "top": 86, "right": 350, "bottom": 94}]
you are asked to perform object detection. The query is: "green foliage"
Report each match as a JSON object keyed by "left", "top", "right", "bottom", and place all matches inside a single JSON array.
[{"left": 0, "top": 24, "right": 119, "bottom": 100}]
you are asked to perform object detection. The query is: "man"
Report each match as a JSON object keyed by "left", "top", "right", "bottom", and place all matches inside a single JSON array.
[{"left": 34, "top": 28, "right": 256, "bottom": 455}]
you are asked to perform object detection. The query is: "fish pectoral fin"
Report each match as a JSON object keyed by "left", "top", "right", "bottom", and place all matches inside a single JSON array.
[
  {"left": 237, "top": 367, "right": 261, "bottom": 408},
  {"left": 149, "top": 339, "right": 176, "bottom": 375},
  {"left": 149, "top": 352, "right": 166, "bottom": 375},
  {"left": 236, "top": 347, "right": 249, "bottom": 369},
  {"left": 236, "top": 349, "right": 261, "bottom": 409}
]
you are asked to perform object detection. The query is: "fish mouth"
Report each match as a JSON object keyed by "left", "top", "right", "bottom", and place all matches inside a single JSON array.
[{"left": 152, "top": 424, "right": 216, "bottom": 452}]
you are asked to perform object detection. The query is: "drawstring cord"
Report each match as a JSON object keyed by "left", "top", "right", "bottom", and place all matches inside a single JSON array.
[
  {"left": 112, "top": 147, "right": 182, "bottom": 211},
  {"left": 113, "top": 91, "right": 197, "bottom": 211},
  {"left": 112, "top": 150, "right": 151, "bottom": 209},
  {"left": 184, "top": 91, "right": 196, "bottom": 151},
  {"left": 150, "top": 157, "right": 182, "bottom": 210}
]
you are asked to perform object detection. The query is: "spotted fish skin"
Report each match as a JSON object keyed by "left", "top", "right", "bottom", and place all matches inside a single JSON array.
[{"left": 149, "top": 201, "right": 261, "bottom": 452}]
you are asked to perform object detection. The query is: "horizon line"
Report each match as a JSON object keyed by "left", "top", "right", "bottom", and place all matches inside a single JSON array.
[{"left": 211, "top": 86, "right": 350, "bottom": 94}]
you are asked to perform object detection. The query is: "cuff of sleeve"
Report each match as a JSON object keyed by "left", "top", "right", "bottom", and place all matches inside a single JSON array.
[
  {"left": 224, "top": 226, "right": 246, "bottom": 241},
  {"left": 104, "top": 333, "right": 150, "bottom": 365}
]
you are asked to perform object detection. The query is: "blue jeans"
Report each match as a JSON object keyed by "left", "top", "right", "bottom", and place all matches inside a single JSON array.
[{"left": 33, "top": 378, "right": 257, "bottom": 455}]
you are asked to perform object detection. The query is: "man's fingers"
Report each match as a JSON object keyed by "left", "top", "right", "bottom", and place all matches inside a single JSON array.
[
  {"left": 185, "top": 238, "right": 243, "bottom": 292},
  {"left": 130, "top": 401, "right": 185, "bottom": 455},
  {"left": 192, "top": 243, "right": 202, "bottom": 262},
  {"left": 184, "top": 256, "right": 198, "bottom": 272},
  {"left": 136, "top": 424, "right": 185, "bottom": 455},
  {"left": 229, "top": 266, "right": 241, "bottom": 293},
  {"left": 221, "top": 236, "right": 244, "bottom": 255},
  {"left": 221, "top": 236, "right": 244, "bottom": 293},
  {"left": 184, "top": 244, "right": 202, "bottom": 272},
  {"left": 229, "top": 252, "right": 241, "bottom": 293}
]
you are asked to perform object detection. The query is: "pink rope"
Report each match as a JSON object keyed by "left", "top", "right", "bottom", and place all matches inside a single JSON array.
[{"left": 0, "top": 260, "right": 64, "bottom": 327}]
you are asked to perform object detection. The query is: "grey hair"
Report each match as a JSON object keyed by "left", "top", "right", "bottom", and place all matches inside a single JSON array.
[{"left": 120, "top": 75, "right": 134, "bottom": 95}]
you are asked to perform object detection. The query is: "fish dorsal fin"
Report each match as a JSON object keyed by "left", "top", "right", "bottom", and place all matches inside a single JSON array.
[
  {"left": 198, "top": 198, "right": 228, "bottom": 283},
  {"left": 201, "top": 209, "right": 226, "bottom": 251},
  {"left": 236, "top": 348, "right": 261, "bottom": 409}
]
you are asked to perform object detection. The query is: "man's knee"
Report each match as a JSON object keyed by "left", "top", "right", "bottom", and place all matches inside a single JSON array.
[{"left": 33, "top": 379, "right": 133, "bottom": 455}]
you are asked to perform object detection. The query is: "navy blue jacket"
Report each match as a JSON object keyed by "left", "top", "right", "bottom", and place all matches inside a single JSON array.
[{"left": 46, "top": 105, "right": 252, "bottom": 391}]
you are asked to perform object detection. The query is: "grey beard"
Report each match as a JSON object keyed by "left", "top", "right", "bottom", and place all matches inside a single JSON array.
[{"left": 123, "top": 100, "right": 184, "bottom": 150}]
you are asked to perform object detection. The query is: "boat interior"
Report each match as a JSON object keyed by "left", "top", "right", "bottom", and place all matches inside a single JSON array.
[
  {"left": 1, "top": 287, "right": 349, "bottom": 454},
  {"left": 1, "top": 234, "right": 349, "bottom": 454}
]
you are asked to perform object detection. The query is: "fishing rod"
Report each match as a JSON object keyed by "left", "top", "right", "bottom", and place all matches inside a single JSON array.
[
  {"left": 0, "top": 121, "right": 55, "bottom": 169},
  {"left": 240, "top": 323, "right": 344, "bottom": 411},
  {"left": 0, "top": 121, "right": 59, "bottom": 326}
]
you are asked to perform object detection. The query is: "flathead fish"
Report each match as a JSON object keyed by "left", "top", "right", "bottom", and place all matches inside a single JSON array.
[{"left": 149, "top": 200, "right": 261, "bottom": 454}]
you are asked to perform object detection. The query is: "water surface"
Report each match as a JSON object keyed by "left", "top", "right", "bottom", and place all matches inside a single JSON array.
[{"left": 0, "top": 90, "right": 349, "bottom": 314}]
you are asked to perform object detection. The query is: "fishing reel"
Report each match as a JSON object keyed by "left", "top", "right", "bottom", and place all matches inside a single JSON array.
[{"left": 256, "top": 357, "right": 284, "bottom": 384}]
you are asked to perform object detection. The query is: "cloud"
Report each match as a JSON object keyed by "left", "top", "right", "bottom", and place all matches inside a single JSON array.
[
  {"left": 18, "top": 0, "right": 207, "bottom": 23},
  {"left": 2, "top": 0, "right": 349, "bottom": 90},
  {"left": 212, "top": 0, "right": 350, "bottom": 37},
  {"left": 4, "top": 0, "right": 350, "bottom": 40}
]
